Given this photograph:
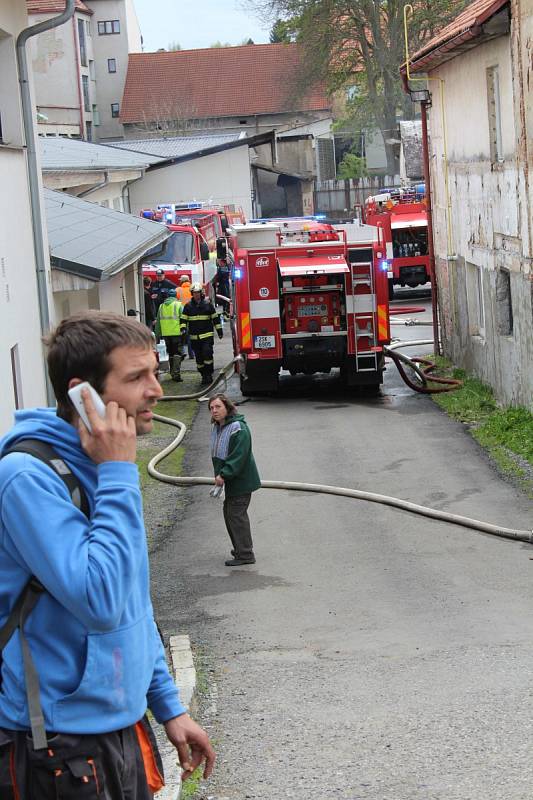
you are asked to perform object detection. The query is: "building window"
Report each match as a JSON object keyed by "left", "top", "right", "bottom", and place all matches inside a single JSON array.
[
  {"left": 10, "top": 345, "right": 23, "bottom": 410},
  {"left": 89, "top": 60, "right": 95, "bottom": 81},
  {"left": 111, "top": 102, "right": 120, "bottom": 118},
  {"left": 86, "top": 120, "right": 92, "bottom": 141},
  {"left": 496, "top": 268, "right": 513, "bottom": 335},
  {"left": 487, "top": 66, "right": 503, "bottom": 163},
  {"left": 92, "top": 104, "right": 100, "bottom": 126},
  {"left": 77, "top": 18, "right": 87, "bottom": 66},
  {"left": 98, "top": 20, "right": 120, "bottom": 35},
  {"left": 82, "top": 75, "right": 90, "bottom": 112},
  {"left": 108, "top": 58, "right": 117, "bottom": 73},
  {"left": 466, "top": 261, "right": 485, "bottom": 337},
  {"left": 86, "top": 19, "right": 91, "bottom": 37}
]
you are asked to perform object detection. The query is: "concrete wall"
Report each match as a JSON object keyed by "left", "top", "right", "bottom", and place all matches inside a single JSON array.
[
  {"left": 129, "top": 146, "right": 253, "bottom": 218},
  {"left": 427, "top": 20, "right": 533, "bottom": 406},
  {"left": 87, "top": 0, "right": 141, "bottom": 140},
  {"left": 123, "top": 110, "right": 331, "bottom": 140},
  {"left": 53, "top": 264, "right": 139, "bottom": 320},
  {"left": 0, "top": 1, "right": 50, "bottom": 433},
  {"left": 30, "top": 10, "right": 95, "bottom": 139}
]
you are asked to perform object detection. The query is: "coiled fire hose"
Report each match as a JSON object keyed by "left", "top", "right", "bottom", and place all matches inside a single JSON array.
[{"left": 147, "top": 352, "right": 533, "bottom": 545}]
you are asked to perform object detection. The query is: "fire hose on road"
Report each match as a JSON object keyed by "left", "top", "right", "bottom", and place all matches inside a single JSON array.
[{"left": 148, "top": 351, "right": 533, "bottom": 545}]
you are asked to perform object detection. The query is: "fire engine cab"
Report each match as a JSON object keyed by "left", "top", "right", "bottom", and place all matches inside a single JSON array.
[
  {"left": 229, "top": 221, "right": 391, "bottom": 395},
  {"left": 363, "top": 184, "right": 429, "bottom": 297}
]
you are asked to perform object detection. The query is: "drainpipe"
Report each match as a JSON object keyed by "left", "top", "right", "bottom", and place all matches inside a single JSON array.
[
  {"left": 77, "top": 171, "right": 109, "bottom": 198},
  {"left": 420, "top": 100, "right": 440, "bottom": 355},
  {"left": 16, "top": 0, "right": 76, "bottom": 404}
]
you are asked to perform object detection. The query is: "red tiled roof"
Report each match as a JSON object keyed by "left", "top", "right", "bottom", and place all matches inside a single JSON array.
[
  {"left": 27, "top": 0, "right": 92, "bottom": 14},
  {"left": 409, "top": 0, "right": 509, "bottom": 71},
  {"left": 120, "top": 44, "right": 331, "bottom": 124}
]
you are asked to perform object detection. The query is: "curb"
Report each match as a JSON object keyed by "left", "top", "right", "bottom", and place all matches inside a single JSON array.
[{"left": 154, "top": 634, "right": 198, "bottom": 799}]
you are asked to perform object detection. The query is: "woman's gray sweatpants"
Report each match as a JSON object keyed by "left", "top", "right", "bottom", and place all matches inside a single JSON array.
[{"left": 223, "top": 493, "right": 254, "bottom": 559}]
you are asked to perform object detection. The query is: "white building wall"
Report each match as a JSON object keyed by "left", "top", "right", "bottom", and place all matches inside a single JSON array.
[
  {"left": 30, "top": 10, "right": 95, "bottom": 139},
  {"left": 427, "top": 27, "right": 533, "bottom": 406},
  {"left": 88, "top": 0, "right": 141, "bottom": 140},
  {"left": 0, "top": 1, "right": 50, "bottom": 433},
  {"left": 129, "top": 147, "right": 253, "bottom": 218}
]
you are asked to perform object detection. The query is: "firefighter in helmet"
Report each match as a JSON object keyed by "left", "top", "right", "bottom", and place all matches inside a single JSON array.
[
  {"left": 154, "top": 288, "right": 186, "bottom": 382},
  {"left": 182, "top": 283, "right": 223, "bottom": 386}
]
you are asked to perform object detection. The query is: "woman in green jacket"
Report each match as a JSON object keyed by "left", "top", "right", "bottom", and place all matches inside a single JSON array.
[{"left": 209, "top": 394, "right": 261, "bottom": 566}]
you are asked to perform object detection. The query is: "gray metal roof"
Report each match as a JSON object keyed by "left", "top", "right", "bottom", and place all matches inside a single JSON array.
[
  {"left": 44, "top": 189, "right": 170, "bottom": 280},
  {"left": 106, "top": 132, "right": 244, "bottom": 160},
  {"left": 40, "top": 136, "right": 163, "bottom": 171}
]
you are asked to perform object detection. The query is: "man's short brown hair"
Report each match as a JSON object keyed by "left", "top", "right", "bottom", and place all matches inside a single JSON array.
[{"left": 46, "top": 311, "right": 153, "bottom": 419}]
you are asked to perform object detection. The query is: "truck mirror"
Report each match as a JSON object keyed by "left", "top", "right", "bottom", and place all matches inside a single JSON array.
[
  {"left": 200, "top": 240, "right": 210, "bottom": 261},
  {"left": 216, "top": 237, "right": 227, "bottom": 260}
]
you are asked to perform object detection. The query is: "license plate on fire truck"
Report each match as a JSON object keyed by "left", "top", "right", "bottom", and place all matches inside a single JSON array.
[{"left": 254, "top": 335, "right": 275, "bottom": 349}]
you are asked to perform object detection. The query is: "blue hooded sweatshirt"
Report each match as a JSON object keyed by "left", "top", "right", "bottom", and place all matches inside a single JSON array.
[{"left": 0, "top": 407, "right": 185, "bottom": 733}]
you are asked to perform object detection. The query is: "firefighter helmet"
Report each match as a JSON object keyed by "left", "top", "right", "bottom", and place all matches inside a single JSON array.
[{"left": 191, "top": 282, "right": 204, "bottom": 295}]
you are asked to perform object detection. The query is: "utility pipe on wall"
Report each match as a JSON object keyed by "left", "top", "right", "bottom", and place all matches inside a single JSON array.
[
  {"left": 420, "top": 100, "right": 441, "bottom": 355},
  {"left": 16, "top": 0, "right": 76, "bottom": 405}
]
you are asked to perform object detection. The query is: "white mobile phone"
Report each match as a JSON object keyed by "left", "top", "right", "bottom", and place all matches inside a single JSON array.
[{"left": 67, "top": 382, "right": 106, "bottom": 433}]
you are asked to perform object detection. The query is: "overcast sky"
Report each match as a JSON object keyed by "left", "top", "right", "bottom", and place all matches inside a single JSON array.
[{"left": 134, "top": 0, "right": 273, "bottom": 52}]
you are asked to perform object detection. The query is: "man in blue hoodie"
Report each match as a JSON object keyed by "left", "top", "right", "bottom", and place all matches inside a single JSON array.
[{"left": 0, "top": 311, "right": 214, "bottom": 797}]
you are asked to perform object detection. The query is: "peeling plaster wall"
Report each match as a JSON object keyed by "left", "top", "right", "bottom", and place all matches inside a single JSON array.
[{"left": 427, "top": 21, "right": 533, "bottom": 406}]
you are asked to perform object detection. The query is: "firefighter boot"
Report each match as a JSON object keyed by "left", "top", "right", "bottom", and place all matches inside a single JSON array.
[{"left": 170, "top": 355, "right": 183, "bottom": 382}]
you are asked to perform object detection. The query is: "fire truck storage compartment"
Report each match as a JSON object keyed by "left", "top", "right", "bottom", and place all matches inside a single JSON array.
[
  {"left": 277, "top": 254, "right": 349, "bottom": 372},
  {"left": 391, "top": 225, "right": 427, "bottom": 258}
]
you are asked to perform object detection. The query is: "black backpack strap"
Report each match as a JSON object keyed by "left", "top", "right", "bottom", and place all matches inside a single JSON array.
[
  {"left": 3, "top": 439, "right": 89, "bottom": 517},
  {"left": 0, "top": 439, "right": 90, "bottom": 749}
]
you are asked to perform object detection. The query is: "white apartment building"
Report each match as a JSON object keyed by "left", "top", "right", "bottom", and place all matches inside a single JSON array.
[
  {"left": 0, "top": 0, "right": 51, "bottom": 433},
  {"left": 27, "top": 0, "right": 142, "bottom": 141}
]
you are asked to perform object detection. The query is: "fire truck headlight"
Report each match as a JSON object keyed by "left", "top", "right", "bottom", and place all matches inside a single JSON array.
[
  {"left": 234, "top": 268, "right": 242, "bottom": 279},
  {"left": 380, "top": 260, "right": 389, "bottom": 271}
]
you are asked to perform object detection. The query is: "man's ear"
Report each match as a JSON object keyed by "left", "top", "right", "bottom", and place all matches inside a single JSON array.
[{"left": 67, "top": 377, "right": 83, "bottom": 391}]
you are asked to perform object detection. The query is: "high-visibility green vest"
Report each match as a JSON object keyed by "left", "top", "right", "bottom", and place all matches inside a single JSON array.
[{"left": 157, "top": 299, "right": 184, "bottom": 337}]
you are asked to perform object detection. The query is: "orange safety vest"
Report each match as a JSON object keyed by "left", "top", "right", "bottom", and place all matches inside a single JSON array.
[{"left": 176, "top": 282, "right": 192, "bottom": 304}]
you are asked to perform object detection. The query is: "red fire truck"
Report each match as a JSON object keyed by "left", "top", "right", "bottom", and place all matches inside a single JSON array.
[
  {"left": 140, "top": 219, "right": 215, "bottom": 293},
  {"left": 363, "top": 185, "right": 429, "bottom": 297},
  {"left": 229, "top": 221, "right": 391, "bottom": 395}
]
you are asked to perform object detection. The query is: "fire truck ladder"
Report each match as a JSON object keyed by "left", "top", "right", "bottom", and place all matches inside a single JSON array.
[{"left": 352, "top": 261, "right": 377, "bottom": 372}]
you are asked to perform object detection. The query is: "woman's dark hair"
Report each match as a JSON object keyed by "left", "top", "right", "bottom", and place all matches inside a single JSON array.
[
  {"left": 208, "top": 393, "right": 236, "bottom": 416},
  {"left": 46, "top": 310, "right": 153, "bottom": 420}
]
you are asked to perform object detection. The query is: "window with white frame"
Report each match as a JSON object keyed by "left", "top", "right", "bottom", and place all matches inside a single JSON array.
[
  {"left": 466, "top": 261, "right": 485, "bottom": 337},
  {"left": 487, "top": 66, "right": 503, "bottom": 163},
  {"left": 111, "top": 102, "right": 120, "bottom": 118},
  {"left": 98, "top": 20, "right": 120, "bottom": 35},
  {"left": 108, "top": 58, "right": 117, "bottom": 73}
]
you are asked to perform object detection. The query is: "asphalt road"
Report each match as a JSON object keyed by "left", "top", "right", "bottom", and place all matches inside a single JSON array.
[{"left": 151, "top": 292, "right": 533, "bottom": 800}]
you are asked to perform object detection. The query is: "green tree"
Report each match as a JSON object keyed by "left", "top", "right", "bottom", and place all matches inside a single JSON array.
[
  {"left": 248, "top": 0, "right": 466, "bottom": 175},
  {"left": 167, "top": 41, "right": 181, "bottom": 51},
  {"left": 337, "top": 151, "right": 367, "bottom": 179},
  {"left": 269, "top": 18, "right": 294, "bottom": 42}
]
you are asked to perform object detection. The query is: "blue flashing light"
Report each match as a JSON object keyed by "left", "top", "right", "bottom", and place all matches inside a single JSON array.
[
  {"left": 380, "top": 260, "right": 389, "bottom": 271},
  {"left": 233, "top": 268, "right": 242, "bottom": 279},
  {"left": 314, "top": 213, "right": 327, "bottom": 220},
  {"left": 165, "top": 213, "right": 173, "bottom": 222}
]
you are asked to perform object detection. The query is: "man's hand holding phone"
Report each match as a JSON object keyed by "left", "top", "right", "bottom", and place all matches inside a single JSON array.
[{"left": 68, "top": 382, "right": 137, "bottom": 464}]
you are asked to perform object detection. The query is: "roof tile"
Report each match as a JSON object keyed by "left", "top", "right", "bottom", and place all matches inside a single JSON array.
[
  {"left": 410, "top": 0, "right": 508, "bottom": 67},
  {"left": 27, "top": 0, "right": 92, "bottom": 14},
  {"left": 120, "top": 44, "right": 330, "bottom": 124}
]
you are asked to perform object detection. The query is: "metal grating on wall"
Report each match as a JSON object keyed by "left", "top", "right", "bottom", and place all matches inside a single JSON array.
[{"left": 316, "top": 137, "right": 336, "bottom": 181}]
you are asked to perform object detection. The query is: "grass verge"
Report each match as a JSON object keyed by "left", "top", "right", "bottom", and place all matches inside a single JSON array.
[{"left": 429, "top": 357, "right": 533, "bottom": 497}]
